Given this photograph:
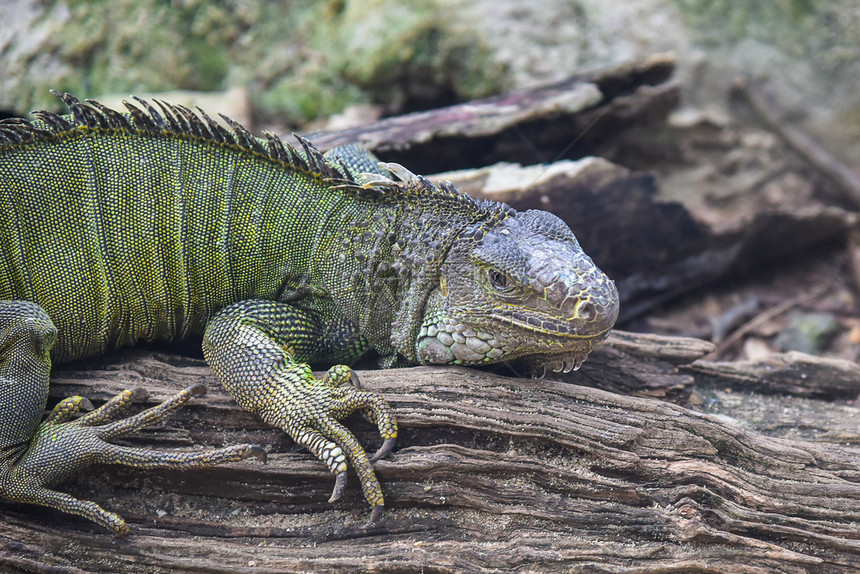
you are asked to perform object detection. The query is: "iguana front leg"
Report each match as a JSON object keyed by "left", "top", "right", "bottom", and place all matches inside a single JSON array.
[
  {"left": 0, "top": 300, "right": 266, "bottom": 536},
  {"left": 203, "top": 299, "right": 398, "bottom": 519}
]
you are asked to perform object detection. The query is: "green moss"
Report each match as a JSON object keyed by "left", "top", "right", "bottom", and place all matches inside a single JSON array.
[
  {"left": 672, "top": 0, "right": 860, "bottom": 85},
  {"left": 774, "top": 311, "right": 841, "bottom": 354},
  {"left": 672, "top": 0, "right": 820, "bottom": 50},
  {"left": 261, "top": 75, "right": 366, "bottom": 124},
  {"left": 238, "top": 0, "right": 507, "bottom": 124},
  {"left": 319, "top": 0, "right": 507, "bottom": 110},
  {"left": 40, "top": 0, "right": 231, "bottom": 99},
  {"left": 15, "top": 0, "right": 507, "bottom": 125}
]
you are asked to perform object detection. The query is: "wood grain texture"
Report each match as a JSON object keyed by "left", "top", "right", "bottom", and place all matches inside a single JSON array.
[{"left": 1, "top": 331, "right": 857, "bottom": 573}]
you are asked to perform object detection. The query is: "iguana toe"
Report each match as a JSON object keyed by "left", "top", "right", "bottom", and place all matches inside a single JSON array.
[
  {"left": 188, "top": 383, "right": 207, "bottom": 397},
  {"left": 371, "top": 437, "right": 396, "bottom": 462},
  {"left": 329, "top": 472, "right": 348, "bottom": 503},
  {"left": 248, "top": 445, "right": 268, "bottom": 463}
]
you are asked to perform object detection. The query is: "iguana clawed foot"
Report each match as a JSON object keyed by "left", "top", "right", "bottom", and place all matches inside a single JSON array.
[
  {"left": 1, "top": 384, "right": 265, "bottom": 536},
  {"left": 323, "top": 367, "right": 398, "bottom": 461},
  {"left": 204, "top": 301, "right": 398, "bottom": 519},
  {"left": 259, "top": 362, "right": 396, "bottom": 519}
]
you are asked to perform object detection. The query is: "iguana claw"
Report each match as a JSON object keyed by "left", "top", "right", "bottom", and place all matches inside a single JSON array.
[
  {"left": 371, "top": 437, "right": 396, "bottom": 462},
  {"left": 248, "top": 445, "right": 269, "bottom": 463},
  {"left": 188, "top": 383, "right": 207, "bottom": 396},
  {"left": 329, "top": 472, "right": 348, "bottom": 503}
]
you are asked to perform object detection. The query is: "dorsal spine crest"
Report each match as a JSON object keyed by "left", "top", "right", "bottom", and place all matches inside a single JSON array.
[
  {"left": 0, "top": 91, "right": 351, "bottom": 186},
  {"left": 0, "top": 91, "right": 514, "bottom": 225}
]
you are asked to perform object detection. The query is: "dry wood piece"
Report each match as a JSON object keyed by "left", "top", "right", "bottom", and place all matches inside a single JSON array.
[
  {"left": 303, "top": 53, "right": 680, "bottom": 175},
  {"left": 573, "top": 329, "right": 715, "bottom": 398},
  {"left": 1, "top": 330, "right": 857, "bottom": 573},
  {"left": 690, "top": 350, "right": 860, "bottom": 399}
]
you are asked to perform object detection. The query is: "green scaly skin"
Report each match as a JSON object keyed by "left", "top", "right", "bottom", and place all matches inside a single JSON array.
[{"left": 0, "top": 92, "right": 619, "bottom": 533}]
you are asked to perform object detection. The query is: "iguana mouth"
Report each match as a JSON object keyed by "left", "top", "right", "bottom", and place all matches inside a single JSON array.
[
  {"left": 517, "top": 326, "right": 612, "bottom": 378},
  {"left": 415, "top": 305, "right": 612, "bottom": 368},
  {"left": 489, "top": 307, "right": 614, "bottom": 340}
]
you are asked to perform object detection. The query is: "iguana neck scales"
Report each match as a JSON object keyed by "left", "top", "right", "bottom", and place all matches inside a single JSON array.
[{"left": 0, "top": 91, "right": 618, "bottom": 534}]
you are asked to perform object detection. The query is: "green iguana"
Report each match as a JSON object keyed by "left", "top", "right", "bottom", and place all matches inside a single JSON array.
[{"left": 0, "top": 91, "right": 619, "bottom": 535}]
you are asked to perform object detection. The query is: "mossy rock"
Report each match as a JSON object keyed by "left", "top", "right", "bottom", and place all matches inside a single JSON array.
[{"left": 1, "top": 0, "right": 507, "bottom": 126}]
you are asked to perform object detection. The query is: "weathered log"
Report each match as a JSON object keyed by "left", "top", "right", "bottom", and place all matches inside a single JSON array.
[
  {"left": 690, "top": 351, "right": 860, "bottom": 399},
  {"left": 303, "top": 53, "right": 680, "bottom": 175},
  {"left": 1, "top": 330, "right": 858, "bottom": 573}
]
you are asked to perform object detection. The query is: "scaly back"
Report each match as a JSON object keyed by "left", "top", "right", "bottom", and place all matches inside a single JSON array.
[{"left": 0, "top": 92, "right": 510, "bottom": 364}]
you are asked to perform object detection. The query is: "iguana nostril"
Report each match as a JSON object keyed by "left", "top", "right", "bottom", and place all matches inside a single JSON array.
[{"left": 577, "top": 301, "right": 595, "bottom": 321}]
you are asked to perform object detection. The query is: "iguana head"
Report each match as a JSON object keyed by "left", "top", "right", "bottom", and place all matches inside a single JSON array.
[{"left": 415, "top": 209, "right": 619, "bottom": 375}]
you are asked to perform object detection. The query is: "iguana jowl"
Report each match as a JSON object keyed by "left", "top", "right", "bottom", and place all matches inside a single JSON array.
[{"left": 0, "top": 91, "right": 619, "bottom": 534}]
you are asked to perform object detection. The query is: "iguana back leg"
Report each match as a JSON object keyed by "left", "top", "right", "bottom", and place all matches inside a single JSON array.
[
  {"left": 203, "top": 299, "right": 397, "bottom": 520},
  {"left": 0, "top": 300, "right": 266, "bottom": 536}
]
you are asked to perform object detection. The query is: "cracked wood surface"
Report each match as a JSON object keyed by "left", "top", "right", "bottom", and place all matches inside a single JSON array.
[{"left": 1, "top": 330, "right": 858, "bottom": 573}]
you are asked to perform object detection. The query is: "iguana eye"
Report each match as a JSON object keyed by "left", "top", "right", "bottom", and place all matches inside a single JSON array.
[{"left": 487, "top": 268, "right": 511, "bottom": 291}]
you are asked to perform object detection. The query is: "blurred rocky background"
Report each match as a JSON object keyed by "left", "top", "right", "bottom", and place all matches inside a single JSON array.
[{"left": 3, "top": 0, "right": 859, "bottom": 163}]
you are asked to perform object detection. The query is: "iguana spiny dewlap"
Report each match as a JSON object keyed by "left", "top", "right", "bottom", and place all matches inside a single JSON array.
[{"left": 0, "top": 91, "right": 619, "bottom": 533}]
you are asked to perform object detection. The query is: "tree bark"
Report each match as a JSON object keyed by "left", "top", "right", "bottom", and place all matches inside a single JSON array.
[
  {"left": 1, "top": 331, "right": 858, "bottom": 573},
  {"left": 302, "top": 53, "right": 680, "bottom": 175}
]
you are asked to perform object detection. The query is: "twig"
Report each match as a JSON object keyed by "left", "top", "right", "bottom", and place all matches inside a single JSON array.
[
  {"left": 733, "top": 76, "right": 860, "bottom": 209},
  {"left": 709, "top": 279, "right": 835, "bottom": 360},
  {"left": 845, "top": 228, "right": 860, "bottom": 297}
]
